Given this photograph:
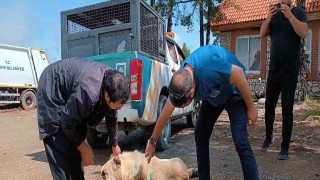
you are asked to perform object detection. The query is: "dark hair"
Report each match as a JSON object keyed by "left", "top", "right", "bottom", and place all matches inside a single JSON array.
[
  {"left": 102, "top": 70, "right": 130, "bottom": 104},
  {"left": 168, "top": 69, "right": 192, "bottom": 107}
]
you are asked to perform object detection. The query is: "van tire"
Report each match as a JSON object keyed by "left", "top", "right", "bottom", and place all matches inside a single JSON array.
[
  {"left": 156, "top": 95, "right": 171, "bottom": 151},
  {"left": 20, "top": 91, "right": 37, "bottom": 110},
  {"left": 186, "top": 100, "right": 200, "bottom": 127},
  {"left": 86, "top": 126, "right": 108, "bottom": 149}
]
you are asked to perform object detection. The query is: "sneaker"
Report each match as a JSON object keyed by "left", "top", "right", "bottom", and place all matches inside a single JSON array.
[
  {"left": 260, "top": 137, "right": 274, "bottom": 152},
  {"left": 277, "top": 151, "right": 289, "bottom": 160}
]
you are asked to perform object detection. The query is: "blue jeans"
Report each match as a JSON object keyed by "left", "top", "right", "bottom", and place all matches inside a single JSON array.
[
  {"left": 195, "top": 95, "right": 259, "bottom": 180},
  {"left": 265, "top": 70, "right": 298, "bottom": 152}
]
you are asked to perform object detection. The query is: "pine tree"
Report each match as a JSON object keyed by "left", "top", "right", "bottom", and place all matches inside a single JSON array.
[{"left": 182, "top": 43, "right": 191, "bottom": 57}]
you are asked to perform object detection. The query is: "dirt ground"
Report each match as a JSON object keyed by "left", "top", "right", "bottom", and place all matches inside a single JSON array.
[{"left": 0, "top": 103, "right": 319, "bottom": 180}]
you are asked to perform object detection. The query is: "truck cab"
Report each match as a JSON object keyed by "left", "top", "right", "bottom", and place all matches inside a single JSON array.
[{"left": 61, "top": 0, "right": 199, "bottom": 151}]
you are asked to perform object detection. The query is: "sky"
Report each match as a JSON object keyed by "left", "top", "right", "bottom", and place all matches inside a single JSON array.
[{"left": 0, "top": 0, "right": 200, "bottom": 63}]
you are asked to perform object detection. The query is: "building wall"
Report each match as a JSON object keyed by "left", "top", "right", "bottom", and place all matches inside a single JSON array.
[
  {"left": 304, "top": 19, "right": 320, "bottom": 99},
  {"left": 308, "top": 20, "right": 320, "bottom": 81},
  {"left": 219, "top": 28, "right": 266, "bottom": 96}
]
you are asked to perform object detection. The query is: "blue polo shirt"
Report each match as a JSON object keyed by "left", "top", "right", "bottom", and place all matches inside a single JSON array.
[{"left": 181, "top": 45, "right": 246, "bottom": 106}]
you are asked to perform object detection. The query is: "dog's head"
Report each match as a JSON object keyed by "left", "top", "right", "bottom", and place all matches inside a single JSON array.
[{"left": 101, "top": 156, "right": 122, "bottom": 180}]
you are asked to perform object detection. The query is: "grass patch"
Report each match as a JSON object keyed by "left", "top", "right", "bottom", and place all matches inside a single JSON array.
[
  {"left": 302, "top": 110, "right": 320, "bottom": 119},
  {"left": 302, "top": 95, "right": 320, "bottom": 119},
  {"left": 304, "top": 95, "right": 320, "bottom": 108}
]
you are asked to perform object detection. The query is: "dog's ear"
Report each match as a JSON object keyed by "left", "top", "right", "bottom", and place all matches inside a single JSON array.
[{"left": 112, "top": 156, "right": 121, "bottom": 171}]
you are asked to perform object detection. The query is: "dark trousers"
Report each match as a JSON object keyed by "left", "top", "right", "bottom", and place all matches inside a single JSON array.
[
  {"left": 265, "top": 70, "right": 298, "bottom": 152},
  {"left": 195, "top": 95, "right": 259, "bottom": 180},
  {"left": 43, "top": 130, "right": 85, "bottom": 180}
]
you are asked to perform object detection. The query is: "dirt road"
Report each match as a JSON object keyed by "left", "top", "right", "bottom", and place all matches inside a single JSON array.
[{"left": 0, "top": 104, "right": 319, "bottom": 180}]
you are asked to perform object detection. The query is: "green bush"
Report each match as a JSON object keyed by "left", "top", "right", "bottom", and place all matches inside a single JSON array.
[{"left": 303, "top": 95, "right": 320, "bottom": 119}]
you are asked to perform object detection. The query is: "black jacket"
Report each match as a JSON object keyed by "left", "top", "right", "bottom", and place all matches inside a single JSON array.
[{"left": 37, "top": 57, "right": 118, "bottom": 147}]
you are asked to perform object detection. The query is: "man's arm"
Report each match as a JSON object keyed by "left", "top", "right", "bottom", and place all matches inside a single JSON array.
[
  {"left": 60, "top": 84, "right": 93, "bottom": 147},
  {"left": 77, "top": 142, "right": 94, "bottom": 166},
  {"left": 229, "top": 65, "right": 257, "bottom": 125},
  {"left": 145, "top": 100, "right": 175, "bottom": 162},
  {"left": 289, "top": 16, "right": 307, "bottom": 38},
  {"left": 281, "top": 5, "right": 308, "bottom": 38},
  {"left": 260, "top": 18, "right": 272, "bottom": 38},
  {"left": 149, "top": 100, "right": 175, "bottom": 141},
  {"left": 105, "top": 110, "right": 121, "bottom": 156},
  {"left": 59, "top": 84, "right": 95, "bottom": 166},
  {"left": 261, "top": 5, "right": 277, "bottom": 38}
]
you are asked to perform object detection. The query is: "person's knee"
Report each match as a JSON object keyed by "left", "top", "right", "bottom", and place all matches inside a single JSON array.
[
  {"left": 282, "top": 104, "right": 294, "bottom": 115},
  {"left": 234, "top": 139, "right": 252, "bottom": 153},
  {"left": 195, "top": 136, "right": 210, "bottom": 147},
  {"left": 195, "top": 140, "right": 209, "bottom": 147}
]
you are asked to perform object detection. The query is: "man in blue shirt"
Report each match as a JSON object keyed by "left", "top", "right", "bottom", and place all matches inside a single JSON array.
[{"left": 145, "top": 45, "right": 259, "bottom": 179}]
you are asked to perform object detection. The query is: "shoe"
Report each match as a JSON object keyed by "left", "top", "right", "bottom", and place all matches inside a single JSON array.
[
  {"left": 260, "top": 136, "right": 274, "bottom": 152},
  {"left": 277, "top": 151, "right": 289, "bottom": 160}
]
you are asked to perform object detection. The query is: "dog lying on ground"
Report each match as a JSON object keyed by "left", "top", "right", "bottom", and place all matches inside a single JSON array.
[{"left": 101, "top": 150, "right": 198, "bottom": 180}]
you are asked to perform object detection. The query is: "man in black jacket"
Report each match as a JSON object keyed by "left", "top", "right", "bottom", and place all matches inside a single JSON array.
[
  {"left": 37, "top": 57, "right": 130, "bottom": 179},
  {"left": 260, "top": 0, "right": 307, "bottom": 160}
]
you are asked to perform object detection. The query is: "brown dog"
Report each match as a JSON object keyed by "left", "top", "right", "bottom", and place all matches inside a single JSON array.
[{"left": 101, "top": 150, "right": 198, "bottom": 180}]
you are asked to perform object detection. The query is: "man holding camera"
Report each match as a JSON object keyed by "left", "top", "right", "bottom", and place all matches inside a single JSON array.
[{"left": 260, "top": 0, "right": 308, "bottom": 160}]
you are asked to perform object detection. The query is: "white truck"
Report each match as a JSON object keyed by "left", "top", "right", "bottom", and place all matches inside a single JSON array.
[{"left": 0, "top": 44, "right": 50, "bottom": 110}]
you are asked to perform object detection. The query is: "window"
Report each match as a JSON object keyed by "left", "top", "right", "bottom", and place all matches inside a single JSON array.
[
  {"left": 235, "top": 36, "right": 261, "bottom": 74},
  {"left": 304, "top": 29, "right": 312, "bottom": 74},
  {"left": 167, "top": 41, "right": 178, "bottom": 65},
  {"left": 176, "top": 45, "right": 185, "bottom": 63}
]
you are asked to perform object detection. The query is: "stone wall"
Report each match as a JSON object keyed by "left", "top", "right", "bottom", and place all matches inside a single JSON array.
[
  {"left": 307, "top": 81, "right": 320, "bottom": 99},
  {"left": 220, "top": 32, "right": 231, "bottom": 50}
]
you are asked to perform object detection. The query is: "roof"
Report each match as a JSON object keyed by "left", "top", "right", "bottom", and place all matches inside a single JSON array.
[
  {"left": 211, "top": 0, "right": 320, "bottom": 27},
  {"left": 307, "top": 0, "right": 320, "bottom": 13}
]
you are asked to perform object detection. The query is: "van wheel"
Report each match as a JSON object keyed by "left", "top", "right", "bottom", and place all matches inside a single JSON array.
[
  {"left": 186, "top": 100, "right": 200, "bottom": 127},
  {"left": 155, "top": 95, "right": 171, "bottom": 151},
  {"left": 86, "top": 126, "right": 108, "bottom": 149},
  {"left": 20, "top": 91, "right": 37, "bottom": 110}
]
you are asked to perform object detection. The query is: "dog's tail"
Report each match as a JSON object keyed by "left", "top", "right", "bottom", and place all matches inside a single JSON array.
[{"left": 188, "top": 168, "right": 198, "bottom": 178}]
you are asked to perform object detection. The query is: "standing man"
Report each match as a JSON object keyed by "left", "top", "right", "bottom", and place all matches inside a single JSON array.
[
  {"left": 260, "top": 0, "right": 308, "bottom": 160},
  {"left": 145, "top": 45, "right": 259, "bottom": 180},
  {"left": 37, "top": 57, "right": 130, "bottom": 180}
]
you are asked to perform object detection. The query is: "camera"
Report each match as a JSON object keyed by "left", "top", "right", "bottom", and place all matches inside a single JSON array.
[{"left": 273, "top": 3, "right": 281, "bottom": 11}]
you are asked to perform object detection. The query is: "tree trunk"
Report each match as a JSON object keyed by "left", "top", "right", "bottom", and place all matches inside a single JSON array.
[
  {"left": 199, "top": 0, "right": 204, "bottom": 46},
  {"left": 167, "top": 0, "right": 174, "bottom": 32},
  {"left": 150, "top": 0, "right": 155, "bottom": 9},
  {"left": 205, "top": 0, "right": 213, "bottom": 45}
]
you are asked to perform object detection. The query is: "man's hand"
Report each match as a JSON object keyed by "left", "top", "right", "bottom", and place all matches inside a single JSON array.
[
  {"left": 145, "top": 139, "right": 156, "bottom": 163},
  {"left": 280, "top": 4, "right": 293, "bottom": 19},
  {"left": 112, "top": 145, "right": 121, "bottom": 156},
  {"left": 77, "top": 142, "right": 94, "bottom": 166},
  {"left": 247, "top": 106, "right": 258, "bottom": 126},
  {"left": 266, "top": 4, "right": 278, "bottom": 21}
]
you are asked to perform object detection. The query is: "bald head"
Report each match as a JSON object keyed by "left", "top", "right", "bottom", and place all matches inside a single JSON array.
[{"left": 168, "top": 69, "right": 192, "bottom": 107}]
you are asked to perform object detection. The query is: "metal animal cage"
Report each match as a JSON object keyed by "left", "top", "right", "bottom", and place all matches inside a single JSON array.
[
  {"left": 66, "top": 2, "right": 130, "bottom": 34},
  {"left": 61, "top": 0, "right": 166, "bottom": 61}
]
